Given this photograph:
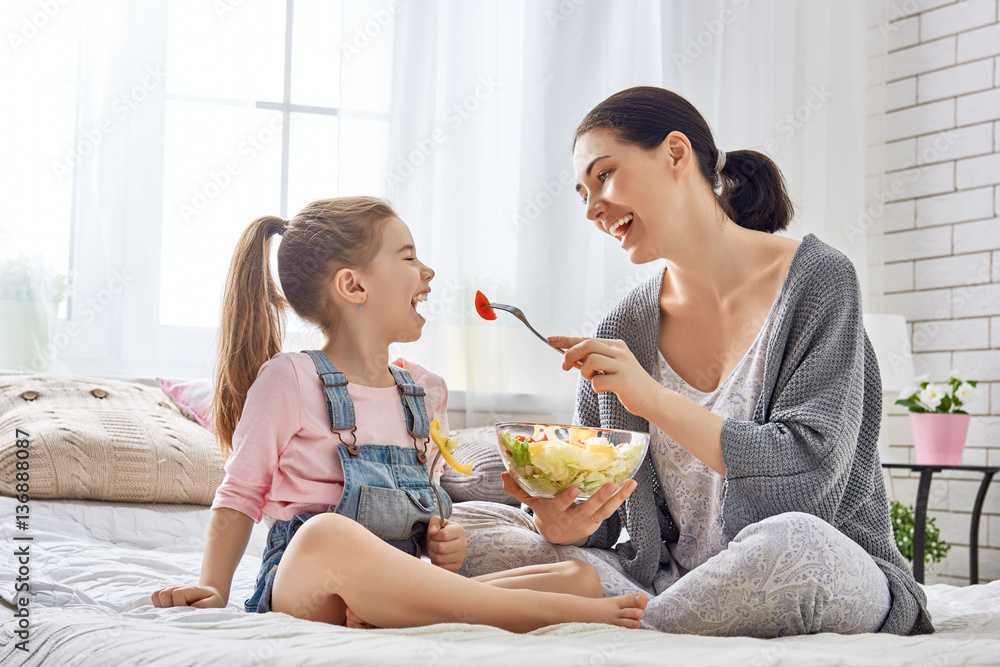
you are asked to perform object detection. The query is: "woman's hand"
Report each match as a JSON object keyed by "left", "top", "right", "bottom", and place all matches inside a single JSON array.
[
  {"left": 502, "top": 472, "right": 637, "bottom": 546},
  {"left": 548, "top": 336, "right": 662, "bottom": 418},
  {"left": 150, "top": 584, "right": 226, "bottom": 609},
  {"left": 550, "top": 335, "right": 728, "bottom": 476}
]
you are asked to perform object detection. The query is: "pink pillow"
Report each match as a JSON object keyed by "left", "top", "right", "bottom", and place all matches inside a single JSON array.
[{"left": 157, "top": 377, "right": 213, "bottom": 429}]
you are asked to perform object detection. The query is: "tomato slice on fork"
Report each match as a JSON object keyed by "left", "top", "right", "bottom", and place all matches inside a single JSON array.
[{"left": 474, "top": 290, "right": 497, "bottom": 320}]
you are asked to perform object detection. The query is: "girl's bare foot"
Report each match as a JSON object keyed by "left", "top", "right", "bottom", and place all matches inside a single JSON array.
[
  {"left": 345, "top": 607, "right": 378, "bottom": 629},
  {"left": 562, "top": 592, "right": 647, "bottom": 629}
]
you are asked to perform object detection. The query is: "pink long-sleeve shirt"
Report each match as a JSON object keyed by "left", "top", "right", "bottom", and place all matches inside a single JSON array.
[{"left": 211, "top": 352, "right": 450, "bottom": 523}]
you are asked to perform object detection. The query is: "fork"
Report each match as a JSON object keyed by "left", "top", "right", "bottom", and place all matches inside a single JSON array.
[{"left": 486, "top": 301, "right": 565, "bottom": 356}]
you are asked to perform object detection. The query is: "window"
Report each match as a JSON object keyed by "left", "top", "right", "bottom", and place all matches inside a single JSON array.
[
  {"left": 0, "top": 1, "right": 82, "bottom": 318},
  {"left": 5, "top": 1, "right": 394, "bottom": 378}
]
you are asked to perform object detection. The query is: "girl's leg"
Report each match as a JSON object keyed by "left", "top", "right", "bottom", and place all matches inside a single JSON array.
[
  {"left": 269, "top": 513, "right": 646, "bottom": 632},
  {"left": 642, "top": 512, "right": 892, "bottom": 637}
]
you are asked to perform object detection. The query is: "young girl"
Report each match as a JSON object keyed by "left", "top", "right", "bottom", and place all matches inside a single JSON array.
[{"left": 150, "top": 197, "right": 646, "bottom": 631}]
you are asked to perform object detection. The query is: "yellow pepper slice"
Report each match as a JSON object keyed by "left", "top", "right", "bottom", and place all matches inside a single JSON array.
[{"left": 429, "top": 418, "right": 474, "bottom": 475}]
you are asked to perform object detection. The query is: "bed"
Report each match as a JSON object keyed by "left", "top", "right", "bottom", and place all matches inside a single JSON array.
[
  {"left": 1, "top": 496, "right": 999, "bottom": 666},
  {"left": 2, "top": 374, "right": 1000, "bottom": 666}
]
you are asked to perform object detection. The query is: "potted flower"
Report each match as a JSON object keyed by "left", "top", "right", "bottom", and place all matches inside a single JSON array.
[
  {"left": 0, "top": 254, "right": 73, "bottom": 372},
  {"left": 895, "top": 371, "right": 977, "bottom": 466}
]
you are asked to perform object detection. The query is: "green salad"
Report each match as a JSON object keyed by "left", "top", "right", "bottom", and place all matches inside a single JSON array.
[{"left": 498, "top": 427, "right": 645, "bottom": 497}]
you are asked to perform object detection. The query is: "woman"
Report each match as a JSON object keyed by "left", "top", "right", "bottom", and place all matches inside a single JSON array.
[{"left": 453, "top": 86, "right": 931, "bottom": 637}]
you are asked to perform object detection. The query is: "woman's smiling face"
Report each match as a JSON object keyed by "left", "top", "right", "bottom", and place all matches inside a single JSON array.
[{"left": 573, "top": 128, "right": 695, "bottom": 264}]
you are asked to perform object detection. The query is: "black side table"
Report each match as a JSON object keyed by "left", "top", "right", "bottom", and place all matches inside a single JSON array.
[{"left": 882, "top": 463, "right": 998, "bottom": 585}]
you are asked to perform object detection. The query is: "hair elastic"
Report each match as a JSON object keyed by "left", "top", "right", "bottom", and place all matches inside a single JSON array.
[{"left": 714, "top": 149, "right": 726, "bottom": 174}]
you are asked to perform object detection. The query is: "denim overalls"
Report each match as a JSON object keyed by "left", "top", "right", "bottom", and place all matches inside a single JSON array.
[{"left": 245, "top": 350, "right": 453, "bottom": 613}]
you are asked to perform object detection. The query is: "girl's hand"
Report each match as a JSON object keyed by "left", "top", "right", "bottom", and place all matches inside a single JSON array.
[
  {"left": 548, "top": 336, "right": 661, "bottom": 418},
  {"left": 425, "top": 516, "right": 466, "bottom": 572},
  {"left": 150, "top": 584, "right": 226, "bottom": 609},
  {"left": 502, "top": 472, "right": 638, "bottom": 546}
]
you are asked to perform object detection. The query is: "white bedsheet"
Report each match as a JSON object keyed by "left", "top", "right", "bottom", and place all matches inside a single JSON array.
[{"left": 2, "top": 497, "right": 999, "bottom": 667}]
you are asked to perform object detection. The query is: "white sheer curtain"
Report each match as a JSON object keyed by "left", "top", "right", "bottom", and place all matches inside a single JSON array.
[
  {"left": 1, "top": 1, "right": 872, "bottom": 425},
  {"left": 386, "top": 0, "right": 872, "bottom": 423},
  {"left": 1, "top": 0, "right": 392, "bottom": 379}
]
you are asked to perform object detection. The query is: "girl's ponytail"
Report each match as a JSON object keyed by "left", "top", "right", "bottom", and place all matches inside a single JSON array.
[{"left": 213, "top": 215, "right": 288, "bottom": 456}]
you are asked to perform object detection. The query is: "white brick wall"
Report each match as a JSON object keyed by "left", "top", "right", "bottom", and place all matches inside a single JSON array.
[
  {"left": 916, "top": 188, "right": 993, "bottom": 226},
  {"left": 953, "top": 218, "right": 1000, "bottom": 252},
  {"left": 914, "top": 252, "right": 992, "bottom": 288},
  {"left": 916, "top": 123, "right": 992, "bottom": 164},
  {"left": 887, "top": 37, "right": 956, "bottom": 80},
  {"left": 883, "top": 287, "right": 952, "bottom": 320},
  {"left": 957, "top": 88, "right": 1000, "bottom": 125},
  {"left": 952, "top": 282, "right": 1000, "bottom": 316},
  {"left": 918, "top": 59, "right": 994, "bottom": 101},
  {"left": 883, "top": 226, "right": 952, "bottom": 262},
  {"left": 884, "top": 261, "right": 915, "bottom": 292},
  {"left": 884, "top": 200, "right": 916, "bottom": 231},
  {"left": 957, "top": 22, "right": 1000, "bottom": 60},
  {"left": 912, "top": 318, "right": 990, "bottom": 350},
  {"left": 920, "top": 0, "right": 997, "bottom": 40},
  {"left": 885, "top": 99, "right": 955, "bottom": 141},
  {"left": 886, "top": 78, "right": 918, "bottom": 110},
  {"left": 886, "top": 138, "right": 917, "bottom": 171},
  {"left": 878, "top": 0, "right": 1000, "bottom": 585}
]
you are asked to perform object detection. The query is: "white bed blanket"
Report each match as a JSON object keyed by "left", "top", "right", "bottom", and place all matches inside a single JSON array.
[{"left": 2, "top": 497, "right": 999, "bottom": 667}]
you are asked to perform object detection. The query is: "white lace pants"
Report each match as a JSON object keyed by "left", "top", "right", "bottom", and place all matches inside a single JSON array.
[{"left": 452, "top": 502, "right": 891, "bottom": 637}]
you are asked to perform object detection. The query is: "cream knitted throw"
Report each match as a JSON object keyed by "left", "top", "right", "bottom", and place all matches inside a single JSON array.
[{"left": 0, "top": 374, "right": 225, "bottom": 504}]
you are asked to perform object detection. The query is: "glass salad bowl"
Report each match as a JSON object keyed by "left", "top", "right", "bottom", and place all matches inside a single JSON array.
[{"left": 495, "top": 422, "right": 650, "bottom": 500}]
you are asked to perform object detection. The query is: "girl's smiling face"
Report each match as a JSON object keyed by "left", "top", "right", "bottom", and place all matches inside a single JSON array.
[
  {"left": 359, "top": 216, "right": 434, "bottom": 343},
  {"left": 573, "top": 128, "right": 697, "bottom": 264}
]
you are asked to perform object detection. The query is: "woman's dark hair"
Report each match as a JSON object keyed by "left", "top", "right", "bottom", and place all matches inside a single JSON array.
[{"left": 574, "top": 86, "right": 793, "bottom": 233}]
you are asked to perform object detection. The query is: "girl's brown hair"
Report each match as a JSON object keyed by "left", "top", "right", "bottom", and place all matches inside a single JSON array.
[
  {"left": 213, "top": 197, "right": 396, "bottom": 456},
  {"left": 574, "top": 86, "right": 794, "bottom": 234}
]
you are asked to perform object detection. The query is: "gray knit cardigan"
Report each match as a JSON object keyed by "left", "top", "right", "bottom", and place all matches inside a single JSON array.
[{"left": 575, "top": 234, "right": 932, "bottom": 636}]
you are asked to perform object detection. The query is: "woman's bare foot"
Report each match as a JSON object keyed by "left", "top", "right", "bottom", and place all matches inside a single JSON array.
[{"left": 560, "top": 592, "right": 647, "bottom": 629}]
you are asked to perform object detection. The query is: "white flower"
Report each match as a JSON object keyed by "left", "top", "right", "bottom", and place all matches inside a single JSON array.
[
  {"left": 914, "top": 373, "right": 930, "bottom": 387},
  {"left": 948, "top": 368, "right": 963, "bottom": 383},
  {"left": 897, "top": 385, "right": 918, "bottom": 401},
  {"left": 918, "top": 384, "right": 944, "bottom": 410},
  {"left": 956, "top": 382, "right": 976, "bottom": 402}
]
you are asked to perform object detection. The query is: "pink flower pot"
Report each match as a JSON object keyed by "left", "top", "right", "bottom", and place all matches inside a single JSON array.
[{"left": 910, "top": 413, "right": 970, "bottom": 466}]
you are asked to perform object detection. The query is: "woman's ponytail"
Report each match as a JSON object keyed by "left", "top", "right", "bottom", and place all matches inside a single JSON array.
[
  {"left": 575, "top": 86, "right": 794, "bottom": 234},
  {"left": 213, "top": 215, "right": 288, "bottom": 456},
  {"left": 716, "top": 150, "right": 794, "bottom": 233}
]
